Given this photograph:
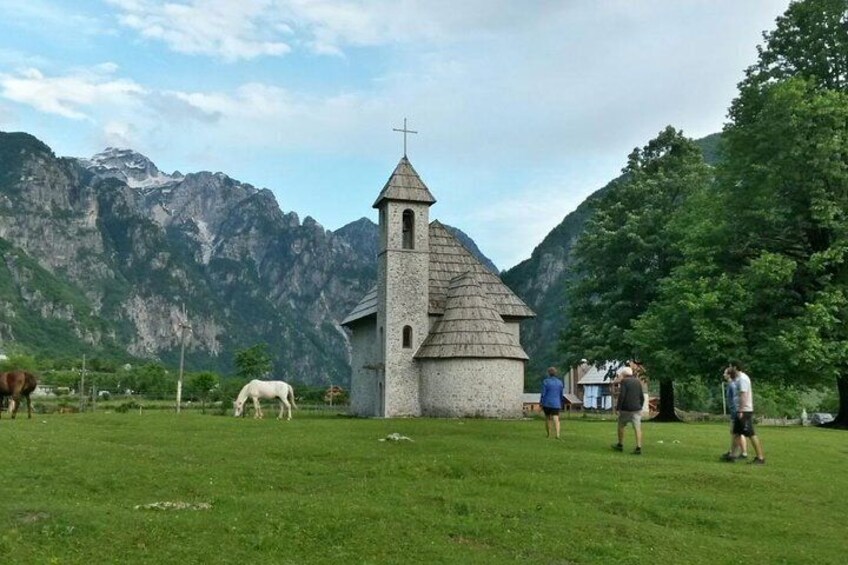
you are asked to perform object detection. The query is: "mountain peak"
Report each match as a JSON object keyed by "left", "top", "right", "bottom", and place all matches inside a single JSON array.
[{"left": 79, "top": 147, "right": 182, "bottom": 191}]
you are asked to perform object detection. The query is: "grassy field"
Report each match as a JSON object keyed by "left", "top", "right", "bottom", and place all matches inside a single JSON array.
[{"left": 1, "top": 411, "right": 844, "bottom": 564}]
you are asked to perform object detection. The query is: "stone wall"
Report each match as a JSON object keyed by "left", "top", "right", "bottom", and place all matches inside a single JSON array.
[
  {"left": 347, "top": 320, "right": 381, "bottom": 416},
  {"left": 419, "top": 357, "right": 525, "bottom": 418},
  {"left": 379, "top": 201, "right": 430, "bottom": 418}
]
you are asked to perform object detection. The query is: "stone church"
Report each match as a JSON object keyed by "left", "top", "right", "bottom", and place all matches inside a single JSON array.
[{"left": 341, "top": 155, "right": 535, "bottom": 418}]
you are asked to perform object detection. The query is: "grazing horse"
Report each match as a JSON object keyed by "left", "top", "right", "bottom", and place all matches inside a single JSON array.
[
  {"left": 233, "top": 379, "right": 297, "bottom": 420},
  {"left": 0, "top": 370, "right": 38, "bottom": 419}
]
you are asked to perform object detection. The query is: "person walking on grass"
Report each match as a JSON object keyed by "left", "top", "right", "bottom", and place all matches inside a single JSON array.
[
  {"left": 720, "top": 368, "right": 748, "bottom": 462},
  {"left": 540, "top": 366, "right": 564, "bottom": 439},
  {"left": 728, "top": 361, "right": 766, "bottom": 465},
  {"left": 613, "top": 365, "right": 644, "bottom": 455}
]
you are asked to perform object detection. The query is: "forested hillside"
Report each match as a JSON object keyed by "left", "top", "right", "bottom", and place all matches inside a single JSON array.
[{"left": 503, "top": 133, "right": 721, "bottom": 384}]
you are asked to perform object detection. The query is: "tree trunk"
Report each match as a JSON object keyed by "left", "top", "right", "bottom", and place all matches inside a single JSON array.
[
  {"left": 822, "top": 375, "right": 848, "bottom": 429},
  {"left": 652, "top": 378, "right": 682, "bottom": 422}
]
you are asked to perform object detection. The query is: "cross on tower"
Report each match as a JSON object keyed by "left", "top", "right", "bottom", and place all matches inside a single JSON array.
[{"left": 392, "top": 118, "right": 418, "bottom": 157}]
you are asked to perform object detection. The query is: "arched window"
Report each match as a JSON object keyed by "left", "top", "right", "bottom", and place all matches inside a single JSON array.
[
  {"left": 402, "top": 325, "right": 413, "bottom": 348},
  {"left": 379, "top": 208, "right": 387, "bottom": 248},
  {"left": 402, "top": 209, "right": 415, "bottom": 249}
]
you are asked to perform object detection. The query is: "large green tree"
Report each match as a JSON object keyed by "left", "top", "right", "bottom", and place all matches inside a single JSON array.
[
  {"left": 633, "top": 0, "right": 848, "bottom": 427},
  {"left": 234, "top": 343, "right": 273, "bottom": 382},
  {"left": 722, "top": 0, "right": 848, "bottom": 427},
  {"left": 725, "top": 78, "right": 848, "bottom": 426},
  {"left": 561, "top": 126, "right": 712, "bottom": 420}
]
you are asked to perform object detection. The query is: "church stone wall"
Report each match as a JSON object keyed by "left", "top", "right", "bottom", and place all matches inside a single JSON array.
[
  {"left": 380, "top": 201, "right": 430, "bottom": 418},
  {"left": 347, "top": 320, "right": 381, "bottom": 417},
  {"left": 419, "top": 358, "right": 525, "bottom": 418}
]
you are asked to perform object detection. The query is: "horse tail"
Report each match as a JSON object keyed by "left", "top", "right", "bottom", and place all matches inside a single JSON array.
[{"left": 288, "top": 384, "right": 297, "bottom": 410}]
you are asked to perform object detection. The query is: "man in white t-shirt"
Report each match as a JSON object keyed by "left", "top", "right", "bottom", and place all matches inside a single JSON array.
[{"left": 728, "top": 361, "right": 766, "bottom": 465}]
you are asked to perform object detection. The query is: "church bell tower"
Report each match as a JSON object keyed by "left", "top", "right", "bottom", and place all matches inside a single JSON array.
[{"left": 373, "top": 152, "right": 436, "bottom": 417}]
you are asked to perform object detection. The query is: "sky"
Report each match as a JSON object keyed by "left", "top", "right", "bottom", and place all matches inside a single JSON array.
[{"left": 0, "top": 0, "right": 792, "bottom": 270}]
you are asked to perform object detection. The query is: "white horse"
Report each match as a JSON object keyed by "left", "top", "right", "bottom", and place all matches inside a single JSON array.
[{"left": 233, "top": 379, "right": 297, "bottom": 420}]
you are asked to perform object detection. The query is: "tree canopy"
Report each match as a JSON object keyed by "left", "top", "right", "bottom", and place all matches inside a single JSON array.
[
  {"left": 234, "top": 343, "right": 273, "bottom": 382},
  {"left": 561, "top": 126, "right": 712, "bottom": 366},
  {"left": 562, "top": 0, "right": 848, "bottom": 426}
]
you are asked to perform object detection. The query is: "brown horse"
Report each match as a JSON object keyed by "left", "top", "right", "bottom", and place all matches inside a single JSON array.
[{"left": 0, "top": 370, "right": 38, "bottom": 419}]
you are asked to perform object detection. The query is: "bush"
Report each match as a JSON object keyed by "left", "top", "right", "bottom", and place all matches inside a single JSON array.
[
  {"left": 755, "top": 383, "right": 802, "bottom": 418},
  {"left": 675, "top": 377, "right": 716, "bottom": 413},
  {"left": 115, "top": 400, "right": 143, "bottom": 413}
]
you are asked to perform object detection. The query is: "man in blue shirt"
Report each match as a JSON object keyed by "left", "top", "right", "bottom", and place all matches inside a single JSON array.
[{"left": 540, "top": 366, "right": 565, "bottom": 439}]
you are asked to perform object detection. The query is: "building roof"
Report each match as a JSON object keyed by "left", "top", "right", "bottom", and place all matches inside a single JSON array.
[
  {"left": 577, "top": 361, "right": 621, "bottom": 385},
  {"left": 415, "top": 272, "right": 528, "bottom": 360},
  {"left": 372, "top": 156, "right": 436, "bottom": 208},
  {"left": 343, "top": 156, "right": 534, "bottom": 327},
  {"left": 341, "top": 222, "right": 535, "bottom": 326},
  {"left": 429, "top": 221, "right": 534, "bottom": 319},
  {"left": 521, "top": 393, "right": 541, "bottom": 405},
  {"left": 340, "top": 285, "right": 377, "bottom": 326}
]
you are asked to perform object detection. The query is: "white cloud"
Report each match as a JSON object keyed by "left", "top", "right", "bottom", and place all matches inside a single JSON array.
[
  {"left": 108, "top": 0, "right": 290, "bottom": 61},
  {"left": 0, "top": 0, "right": 107, "bottom": 37},
  {"left": 104, "top": 0, "right": 570, "bottom": 60},
  {"left": 444, "top": 176, "right": 604, "bottom": 269},
  {"left": 0, "top": 66, "right": 144, "bottom": 120},
  {"left": 102, "top": 120, "right": 138, "bottom": 148}
]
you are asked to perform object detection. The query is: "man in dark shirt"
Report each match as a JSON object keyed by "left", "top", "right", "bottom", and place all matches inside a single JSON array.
[{"left": 612, "top": 365, "right": 644, "bottom": 454}]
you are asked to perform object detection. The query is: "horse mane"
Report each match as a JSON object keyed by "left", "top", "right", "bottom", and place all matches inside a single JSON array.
[{"left": 235, "top": 382, "right": 252, "bottom": 404}]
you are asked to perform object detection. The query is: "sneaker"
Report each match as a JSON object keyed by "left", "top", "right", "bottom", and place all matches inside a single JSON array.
[
  {"left": 634, "top": 447, "right": 642, "bottom": 455},
  {"left": 739, "top": 453, "right": 749, "bottom": 460},
  {"left": 612, "top": 443, "right": 623, "bottom": 452},
  {"left": 720, "top": 452, "right": 736, "bottom": 462},
  {"left": 750, "top": 458, "right": 766, "bottom": 465}
]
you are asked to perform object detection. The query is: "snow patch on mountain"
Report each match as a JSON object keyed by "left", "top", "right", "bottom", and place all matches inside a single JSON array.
[{"left": 79, "top": 147, "right": 183, "bottom": 191}]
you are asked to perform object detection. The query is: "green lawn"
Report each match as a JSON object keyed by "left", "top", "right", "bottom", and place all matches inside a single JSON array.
[{"left": 1, "top": 412, "right": 844, "bottom": 564}]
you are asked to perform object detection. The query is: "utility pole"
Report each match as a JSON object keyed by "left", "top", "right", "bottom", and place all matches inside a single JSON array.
[
  {"left": 176, "top": 305, "right": 192, "bottom": 414},
  {"left": 79, "top": 354, "right": 86, "bottom": 412}
]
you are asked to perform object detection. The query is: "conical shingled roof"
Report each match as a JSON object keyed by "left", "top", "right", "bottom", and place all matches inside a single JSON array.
[
  {"left": 415, "top": 272, "right": 528, "bottom": 360},
  {"left": 340, "top": 285, "right": 377, "bottom": 326},
  {"left": 340, "top": 221, "right": 536, "bottom": 327},
  {"left": 429, "top": 222, "right": 534, "bottom": 319},
  {"left": 372, "top": 156, "right": 436, "bottom": 208}
]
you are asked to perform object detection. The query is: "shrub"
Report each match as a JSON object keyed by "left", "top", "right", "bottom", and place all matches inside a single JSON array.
[
  {"left": 755, "top": 383, "right": 802, "bottom": 418},
  {"left": 675, "top": 377, "right": 716, "bottom": 413},
  {"left": 115, "top": 400, "right": 143, "bottom": 413}
]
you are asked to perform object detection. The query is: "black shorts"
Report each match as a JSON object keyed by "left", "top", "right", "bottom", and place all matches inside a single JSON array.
[
  {"left": 732, "top": 412, "right": 756, "bottom": 437},
  {"left": 542, "top": 406, "right": 561, "bottom": 416}
]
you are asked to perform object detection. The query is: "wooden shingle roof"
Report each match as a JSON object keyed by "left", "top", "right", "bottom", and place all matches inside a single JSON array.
[
  {"left": 415, "top": 272, "right": 528, "bottom": 360},
  {"left": 372, "top": 156, "right": 436, "bottom": 208},
  {"left": 340, "top": 221, "right": 536, "bottom": 326},
  {"left": 428, "top": 221, "right": 534, "bottom": 319},
  {"left": 340, "top": 285, "right": 377, "bottom": 326}
]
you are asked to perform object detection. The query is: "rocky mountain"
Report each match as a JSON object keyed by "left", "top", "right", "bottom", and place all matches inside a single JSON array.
[
  {"left": 0, "top": 131, "right": 498, "bottom": 385},
  {"left": 502, "top": 133, "right": 723, "bottom": 379},
  {"left": 78, "top": 147, "right": 183, "bottom": 190}
]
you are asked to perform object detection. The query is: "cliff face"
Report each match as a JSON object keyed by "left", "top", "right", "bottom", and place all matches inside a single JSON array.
[{"left": 0, "top": 132, "right": 375, "bottom": 383}]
